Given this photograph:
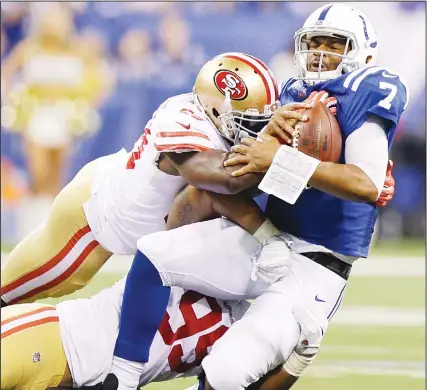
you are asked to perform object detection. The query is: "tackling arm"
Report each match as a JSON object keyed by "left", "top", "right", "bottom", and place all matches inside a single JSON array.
[
  {"left": 165, "top": 150, "right": 263, "bottom": 195},
  {"left": 167, "top": 183, "right": 291, "bottom": 285},
  {"left": 166, "top": 185, "right": 265, "bottom": 235}
]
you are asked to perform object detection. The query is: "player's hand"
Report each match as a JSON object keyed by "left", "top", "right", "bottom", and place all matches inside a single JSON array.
[
  {"left": 263, "top": 91, "right": 338, "bottom": 146},
  {"left": 292, "top": 303, "right": 328, "bottom": 357},
  {"left": 224, "top": 133, "right": 281, "bottom": 176},
  {"left": 282, "top": 302, "right": 329, "bottom": 377},
  {"left": 263, "top": 102, "right": 311, "bottom": 145},
  {"left": 304, "top": 90, "right": 337, "bottom": 116},
  {"left": 251, "top": 236, "right": 293, "bottom": 284},
  {"left": 375, "top": 160, "right": 395, "bottom": 207}
]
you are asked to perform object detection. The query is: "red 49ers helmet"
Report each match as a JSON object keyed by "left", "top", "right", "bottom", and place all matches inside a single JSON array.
[{"left": 193, "top": 52, "right": 280, "bottom": 142}]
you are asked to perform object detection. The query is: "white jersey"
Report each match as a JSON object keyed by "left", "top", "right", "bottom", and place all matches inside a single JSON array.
[
  {"left": 57, "top": 278, "right": 250, "bottom": 387},
  {"left": 83, "top": 93, "right": 231, "bottom": 254}
]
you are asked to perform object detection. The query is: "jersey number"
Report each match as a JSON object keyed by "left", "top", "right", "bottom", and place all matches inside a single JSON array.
[
  {"left": 378, "top": 82, "right": 397, "bottom": 110},
  {"left": 158, "top": 291, "right": 229, "bottom": 373},
  {"left": 345, "top": 69, "right": 399, "bottom": 111}
]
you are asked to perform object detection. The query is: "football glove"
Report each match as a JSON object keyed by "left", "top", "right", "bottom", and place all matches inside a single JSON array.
[
  {"left": 251, "top": 236, "right": 293, "bottom": 284},
  {"left": 375, "top": 160, "right": 395, "bottom": 207},
  {"left": 304, "top": 90, "right": 337, "bottom": 116},
  {"left": 282, "top": 302, "right": 329, "bottom": 377}
]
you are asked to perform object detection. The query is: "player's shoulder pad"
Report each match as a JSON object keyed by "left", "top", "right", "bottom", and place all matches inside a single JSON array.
[
  {"left": 154, "top": 100, "right": 217, "bottom": 154},
  {"left": 343, "top": 66, "right": 410, "bottom": 112},
  {"left": 279, "top": 77, "right": 298, "bottom": 97},
  {"left": 279, "top": 77, "right": 304, "bottom": 105}
]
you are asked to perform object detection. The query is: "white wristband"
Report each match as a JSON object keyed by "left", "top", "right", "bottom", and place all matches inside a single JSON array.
[
  {"left": 258, "top": 145, "right": 320, "bottom": 205},
  {"left": 253, "top": 219, "right": 280, "bottom": 244}
]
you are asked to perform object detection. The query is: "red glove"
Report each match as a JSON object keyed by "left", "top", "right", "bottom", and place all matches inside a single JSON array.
[
  {"left": 375, "top": 160, "right": 395, "bottom": 207},
  {"left": 303, "top": 91, "right": 337, "bottom": 115}
]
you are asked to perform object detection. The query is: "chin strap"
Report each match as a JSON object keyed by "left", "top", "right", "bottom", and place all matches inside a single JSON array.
[{"left": 218, "top": 91, "right": 236, "bottom": 141}]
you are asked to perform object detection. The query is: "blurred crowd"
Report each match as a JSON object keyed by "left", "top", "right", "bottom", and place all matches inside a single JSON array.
[{"left": 1, "top": 1, "right": 425, "bottom": 245}]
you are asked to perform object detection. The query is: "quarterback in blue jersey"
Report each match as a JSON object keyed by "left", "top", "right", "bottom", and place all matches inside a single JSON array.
[
  {"left": 226, "top": 3, "right": 408, "bottom": 260},
  {"left": 102, "top": 4, "right": 404, "bottom": 390},
  {"left": 228, "top": 67, "right": 407, "bottom": 258},
  {"left": 195, "top": 3, "right": 407, "bottom": 389}
]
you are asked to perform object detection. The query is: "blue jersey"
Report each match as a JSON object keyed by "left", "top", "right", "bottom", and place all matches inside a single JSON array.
[{"left": 268, "top": 66, "right": 409, "bottom": 258}]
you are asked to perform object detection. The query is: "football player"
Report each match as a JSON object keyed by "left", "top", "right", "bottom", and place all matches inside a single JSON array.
[
  {"left": 1, "top": 181, "right": 327, "bottom": 390},
  {"left": 107, "top": 4, "right": 403, "bottom": 390},
  {"left": 1, "top": 53, "right": 305, "bottom": 307},
  {"left": 1, "top": 274, "right": 326, "bottom": 390},
  {"left": 199, "top": 3, "right": 406, "bottom": 388}
]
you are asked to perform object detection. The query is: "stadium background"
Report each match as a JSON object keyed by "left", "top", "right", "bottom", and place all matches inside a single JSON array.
[{"left": 1, "top": 2, "right": 425, "bottom": 390}]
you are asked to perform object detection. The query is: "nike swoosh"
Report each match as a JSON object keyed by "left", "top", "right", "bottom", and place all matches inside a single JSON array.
[
  {"left": 315, "top": 295, "right": 326, "bottom": 303},
  {"left": 176, "top": 121, "right": 191, "bottom": 130},
  {"left": 382, "top": 71, "right": 398, "bottom": 78}
]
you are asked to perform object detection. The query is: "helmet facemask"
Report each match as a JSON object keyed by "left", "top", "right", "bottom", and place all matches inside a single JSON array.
[
  {"left": 294, "top": 28, "right": 359, "bottom": 82},
  {"left": 217, "top": 91, "right": 279, "bottom": 143}
]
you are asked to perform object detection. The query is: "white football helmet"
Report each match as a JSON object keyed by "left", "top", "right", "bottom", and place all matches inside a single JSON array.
[{"left": 294, "top": 3, "right": 378, "bottom": 82}]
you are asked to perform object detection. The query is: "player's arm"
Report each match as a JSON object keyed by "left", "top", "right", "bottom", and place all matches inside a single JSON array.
[
  {"left": 307, "top": 115, "right": 389, "bottom": 203},
  {"left": 306, "top": 70, "right": 408, "bottom": 203},
  {"left": 225, "top": 115, "right": 388, "bottom": 203},
  {"left": 226, "top": 73, "right": 408, "bottom": 204},
  {"left": 166, "top": 184, "right": 266, "bottom": 236},
  {"left": 164, "top": 150, "right": 264, "bottom": 195},
  {"left": 158, "top": 103, "right": 307, "bottom": 195},
  {"left": 167, "top": 184, "right": 291, "bottom": 285}
]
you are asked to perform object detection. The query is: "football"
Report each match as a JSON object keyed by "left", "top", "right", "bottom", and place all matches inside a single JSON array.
[{"left": 294, "top": 101, "right": 342, "bottom": 163}]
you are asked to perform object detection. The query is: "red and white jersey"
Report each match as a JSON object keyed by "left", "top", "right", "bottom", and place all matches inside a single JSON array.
[
  {"left": 83, "top": 93, "right": 231, "bottom": 254},
  {"left": 57, "top": 278, "right": 250, "bottom": 387},
  {"left": 139, "top": 286, "right": 250, "bottom": 384}
]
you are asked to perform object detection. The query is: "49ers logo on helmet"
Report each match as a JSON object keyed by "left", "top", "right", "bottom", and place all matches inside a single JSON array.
[{"left": 214, "top": 70, "right": 248, "bottom": 100}]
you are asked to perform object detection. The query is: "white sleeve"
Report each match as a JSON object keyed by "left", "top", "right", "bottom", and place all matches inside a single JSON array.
[{"left": 345, "top": 115, "right": 389, "bottom": 200}]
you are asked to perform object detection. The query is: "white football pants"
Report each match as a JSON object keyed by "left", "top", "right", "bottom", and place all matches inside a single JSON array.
[{"left": 137, "top": 218, "right": 347, "bottom": 389}]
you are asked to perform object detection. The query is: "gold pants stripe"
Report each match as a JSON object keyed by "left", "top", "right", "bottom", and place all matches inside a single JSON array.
[
  {"left": 1, "top": 157, "right": 112, "bottom": 304},
  {"left": 2, "top": 226, "right": 100, "bottom": 304},
  {"left": 1, "top": 306, "right": 58, "bottom": 339}
]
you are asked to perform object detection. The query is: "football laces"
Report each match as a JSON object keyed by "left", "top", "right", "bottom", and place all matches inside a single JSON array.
[{"left": 292, "top": 123, "right": 302, "bottom": 150}]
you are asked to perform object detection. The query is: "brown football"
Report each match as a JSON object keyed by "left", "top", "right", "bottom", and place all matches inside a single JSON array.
[{"left": 294, "top": 101, "right": 342, "bottom": 163}]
